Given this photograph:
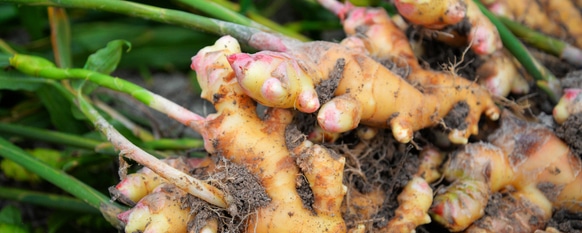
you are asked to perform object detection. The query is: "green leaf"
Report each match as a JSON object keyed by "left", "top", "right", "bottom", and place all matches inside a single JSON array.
[
  {"left": 83, "top": 40, "right": 131, "bottom": 75},
  {"left": 0, "top": 148, "right": 63, "bottom": 183},
  {"left": 75, "top": 40, "right": 130, "bottom": 94},
  {"left": 0, "top": 205, "right": 24, "bottom": 226},
  {"left": 17, "top": 6, "right": 46, "bottom": 40},
  {"left": 1, "top": 159, "right": 41, "bottom": 182},
  {"left": 48, "top": 7, "right": 72, "bottom": 69},
  {"left": 0, "top": 137, "right": 126, "bottom": 226},
  {"left": 0, "top": 224, "right": 28, "bottom": 233},
  {"left": 0, "top": 70, "right": 45, "bottom": 91},
  {"left": 0, "top": 5, "right": 18, "bottom": 23},
  {"left": 36, "top": 84, "right": 87, "bottom": 134},
  {"left": 0, "top": 53, "right": 11, "bottom": 67}
]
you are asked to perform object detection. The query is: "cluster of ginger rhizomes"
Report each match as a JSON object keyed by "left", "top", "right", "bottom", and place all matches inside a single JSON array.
[
  {"left": 113, "top": 36, "right": 349, "bottom": 233},
  {"left": 311, "top": 0, "right": 501, "bottom": 144},
  {"left": 431, "top": 111, "right": 582, "bottom": 232},
  {"left": 112, "top": 157, "right": 218, "bottom": 232},
  {"left": 191, "top": 36, "right": 348, "bottom": 232},
  {"left": 228, "top": 15, "right": 500, "bottom": 144},
  {"left": 367, "top": 0, "right": 527, "bottom": 97}
]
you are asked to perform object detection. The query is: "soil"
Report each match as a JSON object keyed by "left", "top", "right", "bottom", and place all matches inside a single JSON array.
[
  {"left": 186, "top": 156, "right": 271, "bottom": 233},
  {"left": 317, "top": 58, "right": 345, "bottom": 105}
]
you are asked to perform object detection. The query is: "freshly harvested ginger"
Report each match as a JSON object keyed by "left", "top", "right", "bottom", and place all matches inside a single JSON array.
[
  {"left": 432, "top": 111, "right": 582, "bottom": 232},
  {"left": 553, "top": 88, "right": 582, "bottom": 124},
  {"left": 191, "top": 36, "right": 348, "bottom": 232},
  {"left": 227, "top": 2, "right": 500, "bottom": 144},
  {"left": 393, "top": 0, "right": 467, "bottom": 29},
  {"left": 111, "top": 157, "right": 207, "bottom": 205},
  {"left": 313, "top": 1, "right": 500, "bottom": 143},
  {"left": 394, "top": 0, "right": 502, "bottom": 55}
]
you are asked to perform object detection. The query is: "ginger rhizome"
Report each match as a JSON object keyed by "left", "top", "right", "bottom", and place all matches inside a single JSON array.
[
  {"left": 110, "top": 156, "right": 218, "bottom": 232},
  {"left": 118, "top": 184, "right": 196, "bottom": 233},
  {"left": 190, "top": 36, "right": 348, "bottom": 232},
  {"left": 485, "top": 0, "right": 582, "bottom": 49},
  {"left": 315, "top": 1, "right": 500, "bottom": 144},
  {"left": 431, "top": 112, "right": 582, "bottom": 232},
  {"left": 227, "top": 3, "right": 500, "bottom": 144},
  {"left": 111, "top": 157, "right": 207, "bottom": 205},
  {"left": 393, "top": 0, "right": 467, "bottom": 30},
  {"left": 553, "top": 88, "right": 582, "bottom": 124},
  {"left": 394, "top": 0, "right": 502, "bottom": 55},
  {"left": 384, "top": 0, "right": 530, "bottom": 98}
]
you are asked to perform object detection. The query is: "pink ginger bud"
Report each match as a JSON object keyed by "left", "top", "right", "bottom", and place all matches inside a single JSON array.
[
  {"left": 118, "top": 184, "right": 191, "bottom": 233},
  {"left": 394, "top": 0, "right": 466, "bottom": 29},
  {"left": 227, "top": 51, "right": 320, "bottom": 113},
  {"left": 191, "top": 36, "right": 242, "bottom": 102},
  {"left": 553, "top": 88, "right": 582, "bottom": 124},
  {"left": 317, "top": 95, "right": 362, "bottom": 133},
  {"left": 469, "top": 24, "right": 502, "bottom": 55}
]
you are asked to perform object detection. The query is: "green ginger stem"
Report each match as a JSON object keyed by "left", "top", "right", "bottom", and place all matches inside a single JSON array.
[
  {"left": 0, "top": 0, "right": 300, "bottom": 50},
  {"left": 0, "top": 187, "right": 100, "bottom": 214},
  {"left": 474, "top": 0, "right": 562, "bottom": 103},
  {"left": 10, "top": 53, "right": 208, "bottom": 142},
  {"left": 0, "top": 137, "right": 125, "bottom": 228},
  {"left": 498, "top": 16, "right": 582, "bottom": 67}
]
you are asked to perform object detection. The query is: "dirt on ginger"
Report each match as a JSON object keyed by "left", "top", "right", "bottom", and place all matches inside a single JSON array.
[
  {"left": 191, "top": 36, "right": 348, "bottom": 232},
  {"left": 315, "top": 1, "right": 501, "bottom": 144},
  {"left": 431, "top": 111, "right": 582, "bottom": 232}
]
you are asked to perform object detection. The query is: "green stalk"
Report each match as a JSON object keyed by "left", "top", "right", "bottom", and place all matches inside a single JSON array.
[
  {"left": 474, "top": 0, "right": 562, "bottom": 103},
  {"left": 76, "top": 93, "right": 229, "bottom": 208},
  {"left": 498, "top": 16, "right": 582, "bottom": 67},
  {"left": 0, "top": 121, "right": 198, "bottom": 156},
  {"left": 94, "top": 99, "right": 155, "bottom": 142},
  {"left": 10, "top": 54, "right": 155, "bottom": 105},
  {"left": 172, "top": 0, "right": 265, "bottom": 30},
  {"left": 0, "top": 0, "right": 299, "bottom": 49},
  {"left": 143, "top": 138, "right": 204, "bottom": 150},
  {"left": 10, "top": 54, "right": 207, "bottom": 130},
  {"left": 0, "top": 122, "right": 117, "bottom": 155},
  {"left": 0, "top": 39, "right": 17, "bottom": 55},
  {"left": 0, "top": 187, "right": 100, "bottom": 214},
  {"left": 206, "top": 0, "right": 311, "bottom": 41},
  {"left": 0, "top": 137, "right": 125, "bottom": 228}
]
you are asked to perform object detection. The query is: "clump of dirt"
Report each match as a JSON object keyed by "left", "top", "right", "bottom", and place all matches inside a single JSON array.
[
  {"left": 375, "top": 57, "right": 411, "bottom": 78},
  {"left": 442, "top": 101, "right": 469, "bottom": 131},
  {"left": 186, "top": 156, "right": 270, "bottom": 233},
  {"left": 561, "top": 70, "right": 582, "bottom": 89},
  {"left": 547, "top": 209, "right": 582, "bottom": 232},
  {"left": 331, "top": 129, "right": 421, "bottom": 230},
  {"left": 295, "top": 174, "right": 315, "bottom": 212},
  {"left": 408, "top": 28, "right": 483, "bottom": 80},
  {"left": 556, "top": 112, "right": 582, "bottom": 156},
  {"left": 317, "top": 58, "right": 345, "bottom": 105},
  {"left": 470, "top": 191, "right": 547, "bottom": 232}
]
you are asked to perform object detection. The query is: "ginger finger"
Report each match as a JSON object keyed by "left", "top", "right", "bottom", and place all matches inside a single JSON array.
[{"left": 394, "top": 0, "right": 467, "bottom": 29}]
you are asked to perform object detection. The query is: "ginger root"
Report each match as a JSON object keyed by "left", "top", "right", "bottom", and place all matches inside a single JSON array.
[
  {"left": 553, "top": 88, "right": 582, "bottom": 124},
  {"left": 431, "top": 111, "right": 582, "bottom": 232},
  {"left": 393, "top": 0, "right": 467, "bottom": 29},
  {"left": 111, "top": 157, "right": 209, "bottom": 205},
  {"left": 394, "top": 0, "right": 502, "bottom": 55},
  {"left": 191, "top": 36, "right": 348, "bottom": 232},
  {"left": 117, "top": 184, "right": 195, "bottom": 233},
  {"left": 227, "top": 3, "right": 499, "bottom": 144},
  {"left": 316, "top": 1, "right": 500, "bottom": 143}
]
